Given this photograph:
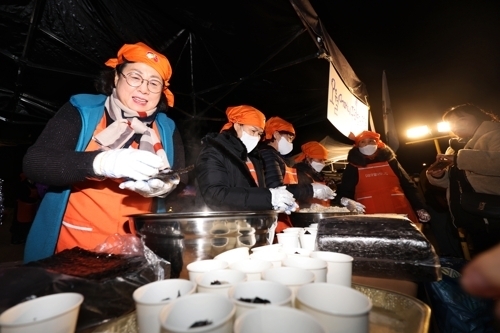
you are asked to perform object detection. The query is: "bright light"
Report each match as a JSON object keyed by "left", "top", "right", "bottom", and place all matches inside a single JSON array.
[
  {"left": 406, "top": 126, "right": 431, "bottom": 139},
  {"left": 437, "top": 122, "right": 450, "bottom": 133}
]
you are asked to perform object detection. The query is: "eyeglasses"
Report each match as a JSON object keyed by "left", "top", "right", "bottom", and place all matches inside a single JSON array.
[{"left": 119, "top": 72, "right": 164, "bottom": 94}]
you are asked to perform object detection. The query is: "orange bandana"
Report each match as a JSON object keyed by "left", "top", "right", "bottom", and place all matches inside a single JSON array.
[
  {"left": 354, "top": 131, "right": 386, "bottom": 148},
  {"left": 264, "top": 117, "right": 295, "bottom": 140},
  {"left": 220, "top": 105, "right": 266, "bottom": 132},
  {"left": 105, "top": 42, "right": 174, "bottom": 107},
  {"left": 295, "top": 141, "right": 328, "bottom": 162}
]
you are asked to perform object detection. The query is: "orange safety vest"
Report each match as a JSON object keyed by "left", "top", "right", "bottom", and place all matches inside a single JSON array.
[
  {"left": 56, "top": 115, "right": 157, "bottom": 252},
  {"left": 275, "top": 165, "right": 298, "bottom": 235},
  {"left": 355, "top": 161, "right": 418, "bottom": 224},
  {"left": 245, "top": 160, "right": 259, "bottom": 186}
]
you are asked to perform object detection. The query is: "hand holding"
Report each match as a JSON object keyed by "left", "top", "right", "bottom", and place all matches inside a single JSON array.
[
  {"left": 270, "top": 186, "right": 298, "bottom": 214},
  {"left": 416, "top": 209, "right": 431, "bottom": 222},
  {"left": 311, "top": 183, "right": 336, "bottom": 200},
  {"left": 340, "top": 197, "right": 366, "bottom": 213},
  {"left": 93, "top": 149, "right": 162, "bottom": 181},
  {"left": 119, "top": 174, "right": 180, "bottom": 198}
]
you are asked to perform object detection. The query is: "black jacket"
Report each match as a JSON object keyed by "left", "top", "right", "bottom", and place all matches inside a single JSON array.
[
  {"left": 258, "top": 144, "right": 313, "bottom": 202},
  {"left": 195, "top": 132, "right": 272, "bottom": 211},
  {"left": 336, "top": 146, "right": 425, "bottom": 211}
]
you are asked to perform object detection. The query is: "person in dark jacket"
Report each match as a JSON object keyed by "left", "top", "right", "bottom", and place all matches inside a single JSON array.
[
  {"left": 294, "top": 141, "right": 337, "bottom": 208},
  {"left": 195, "top": 106, "right": 296, "bottom": 213},
  {"left": 257, "top": 117, "right": 335, "bottom": 231},
  {"left": 337, "top": 130, "right": 430, "bottom": 226}
]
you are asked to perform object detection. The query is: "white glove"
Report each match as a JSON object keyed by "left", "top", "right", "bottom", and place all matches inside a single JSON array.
[
  {"left": 416, "top": 209, "right": 431, "bottom": 222},
  {"left": 340, "top": 197, "right": 366, "bottom": 213},
  {"left": 93, "top": 149, "right": 162, "bottom": 181},
  {"left": 119, "top": 174, "right": 180, "bottom": 198},
  {"left": 311, "top": 183, "right": 336, "bottom": 201},
  {"left": 269, "top": 186, "right": 298, "bottom": 214}
]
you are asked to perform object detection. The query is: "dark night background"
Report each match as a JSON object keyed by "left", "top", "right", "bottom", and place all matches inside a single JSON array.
[
  {"left": 1, "top": 0, "right": 500, "bottom": 205},
  {"left": 311, "top": 0, "right": 500, "bottom": 173}
]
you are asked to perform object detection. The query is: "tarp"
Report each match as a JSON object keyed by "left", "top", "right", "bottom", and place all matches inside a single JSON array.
[{"left": 0, "top": 0, "right": 369, "bottom": 161}]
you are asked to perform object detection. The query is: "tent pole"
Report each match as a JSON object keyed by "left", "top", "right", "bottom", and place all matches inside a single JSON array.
[{"left": 9, "top": 0, "right": 48, "bottom": 119}]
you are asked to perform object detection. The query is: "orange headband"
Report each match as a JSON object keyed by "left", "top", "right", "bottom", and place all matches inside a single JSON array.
[
  {"left": 105, "top": 42, "right": 174, "bottom": 107},
  {"left": 354, "top": 131, "right": 386, "bottom": 148},
  {"left": 264, "top": 117, "right": 295, "bottom": 140},
  {"left": 220, "top": 105, "right": 266, "bottom": 132},
  {"left": 295, "top": 141, "right": 328, "bottom": 162}
]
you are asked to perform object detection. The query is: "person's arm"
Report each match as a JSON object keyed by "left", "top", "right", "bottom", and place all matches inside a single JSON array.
[
  {"left": 196, "top": 145, "right": 272, "bottom": 211},
  {"left": 457, "top": 149, "right": 500, "bottom": 177},
  {"left": 259, "top": 148, "right": 285, "bottom": 188},
  {"left": 23, "top": 102, "right": 100, "bottom": 187},
  {"left": 335, "top": 164, "right": 358, "bottom": 201}
]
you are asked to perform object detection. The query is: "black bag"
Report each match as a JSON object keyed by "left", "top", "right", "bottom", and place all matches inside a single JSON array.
[{"left": 460, "top": 191, "right": 500, "bottom": 219}]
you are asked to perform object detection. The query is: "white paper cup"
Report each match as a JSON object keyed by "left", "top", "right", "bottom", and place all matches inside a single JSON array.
[
  {"left": 214, "top": 247, "right": 250, "bottom": 265},
  {"left": 249, "top": 244, "right": 282, "bottom": 254},
  {"left": 282, "top": 256, "right": 327, "bottom": 283},
  {"left": 276, "top": 233, "right": 300, "bottom": 249},
  {"left": 228, "top": 280, "right": 292, "bottom": 319},
  {"left": 249, "top": 250, "right": 286, "bottom": 268},
  {"left": 299, "top": 232, "right": 316, "bottom": 251},
  {"left": 308, "top": 223, "right": 319, "bottom": 229},
  {"left": 197, "top": 269, "right": 247, "bottom": 297},
  {"left": 0, "top": 292, "right": 83, "bottom": 333},
  {"left": 229, "top": 259, "right": 273, "bottom": 281},
  {"left": 282, "top": 227, "right": 303, "bottom": 234},
  {"left": 282, "top": 247, "right": 312, "bottom": 257},
  {"left": 133, "top": 278, "right": 197, "bottom": 333},
  {"left": 262, "top": 266, "right": 314, "bottom": 306},
  {"left": 186, "top": 259, "right": 229, "bottom": 283},
  {"left": 159, "top": 293, "right": 235, "bottom": 333},
  {"left": 234, "top": 306, "right": 326, "bottom": 333},
  {"left": 310, "top": 251, "right": 353, "bottom": 287},
  {"left": 296, "top": 283, "right": 372, "bottom": 333}
]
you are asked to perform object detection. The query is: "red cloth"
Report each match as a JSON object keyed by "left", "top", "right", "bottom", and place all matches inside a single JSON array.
[
  {"left": 295, "top": 141, "right": 328, "bottom": 162},
  {"left": 220, "top": 105, "right": 266, "bottom": 132},
  {"left": 264, "top": 116, "right": 295, "bottom": 140}
]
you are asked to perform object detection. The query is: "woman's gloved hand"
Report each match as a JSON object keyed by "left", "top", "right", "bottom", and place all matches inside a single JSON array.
[
  {"left": 416, "top": 209, "right": 431, "bottom": 222},
  {"left": 93, "top": 149, "right": 162, "bottom": 181},
  {"left": 119, "top": 174, "right": 180, "bottom": 198},
  {"left": 270, "top": 186, "right": 298, "bottom": 214},
  {"left": 311, "top": 183, "right": 336, "bottom": 201},
  {"left": 340, "top": 197, "right": 366, "bottom": 213}
]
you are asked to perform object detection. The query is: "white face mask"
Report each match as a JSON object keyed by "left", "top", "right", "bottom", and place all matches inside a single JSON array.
[
  {"left": 239, "top": 130, "right": 260, "bottom": 153},
  {"left": 310, "top": 161, "right": 325, "bottom": 172},
  {"left": 277, "top": 137, "right": 293, "bottom": 155},
  {"left": 359, "top": 144, "right": 378, "bottom": 156}
]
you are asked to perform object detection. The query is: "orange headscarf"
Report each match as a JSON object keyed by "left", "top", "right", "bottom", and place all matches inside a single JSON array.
[
  {"left": 295, "top": 141, "right": 328, "bottom": 162},
  {"left": 105, "top": 42, "right": 174, "bottom": 107},
  {"left": 264, "top": 117, "right": 295, "bottom": 140},
  {"left": 220, "top": 105, "right": 266, "bottom": 132},
  {"left": 354, "top": 131, "right": 386, "bottom": 149}
]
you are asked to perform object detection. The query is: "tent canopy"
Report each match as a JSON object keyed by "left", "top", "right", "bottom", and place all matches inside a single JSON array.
[{"left": 0, "top": 0, "right": 368, "bottom": 160}]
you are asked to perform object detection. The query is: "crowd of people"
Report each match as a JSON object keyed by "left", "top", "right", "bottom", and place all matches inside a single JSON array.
[{"left": 17, "top": 42, "right": 500, "bottom": 319}]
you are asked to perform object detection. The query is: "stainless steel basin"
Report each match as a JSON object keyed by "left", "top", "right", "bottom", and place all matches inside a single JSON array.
[{"left": 128, "top": 211, "right": 278, "bottom": 279}]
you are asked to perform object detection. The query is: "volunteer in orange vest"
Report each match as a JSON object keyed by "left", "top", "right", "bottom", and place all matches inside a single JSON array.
[
  {"left": 294, "top": 141, "right": 336, "bottom": 208},
  {"left": 258, "top": 117, "right": 335, "bottom": 232},
  {"left": 195, "top": 106, "right": 296, "bottom": 214},
  {"left": 23, "top": 42, "right": 186, "bottom": 262},
  {"left": 336, "top": 130, "right": 431, "bottom": 225}
]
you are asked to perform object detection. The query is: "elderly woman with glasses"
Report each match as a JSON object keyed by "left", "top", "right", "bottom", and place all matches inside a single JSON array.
[{"left": 22, "top": 42, "right": 186, "bottom": 262}]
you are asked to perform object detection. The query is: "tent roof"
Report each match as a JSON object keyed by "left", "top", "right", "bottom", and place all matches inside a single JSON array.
[{"left": 0, "top": 0, "right": 368, "bottom": 159}]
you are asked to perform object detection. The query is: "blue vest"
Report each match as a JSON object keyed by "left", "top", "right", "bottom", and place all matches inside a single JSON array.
[{"left": 24, "top": 94, "right": 175, "bottom": 262}]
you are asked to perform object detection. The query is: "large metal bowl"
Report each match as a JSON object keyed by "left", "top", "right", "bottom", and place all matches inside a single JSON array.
[{"left": 128, "top": 211, "right": 278, "bottom": 279}]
